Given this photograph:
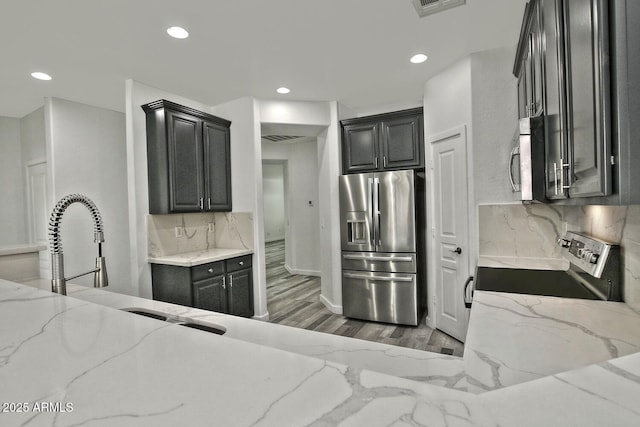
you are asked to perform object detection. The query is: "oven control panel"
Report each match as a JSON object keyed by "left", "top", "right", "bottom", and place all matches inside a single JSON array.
[{"left": 560, "top": 231, "right": 615, "bottom": 279}]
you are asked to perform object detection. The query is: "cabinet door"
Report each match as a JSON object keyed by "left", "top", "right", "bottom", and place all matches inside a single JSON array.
[
  {"left": 167, "top": 110, "right": 205, "bottom": 212},
  {"left": 541, "top": 0, "right": 570, "bottom": 200},
  {"left": 529, "top": 2, "right": 544, "bottom": 118},
  {"left": 342, "top": 122, "right": 379, "bottom": 173},
  {"left": 193, "top": 275, "right": 227, "bottom": 313},
  {"left": 227, "top": 268, "right": 253, "bottom": 318},
  {"left": 564, "top": 0, "right": 611, "bottom": 198},
  {"left": 517, "top": 73, "right": 528, "bottom": 119},
  {"left": 380, "top": 114, "right": 423, "bottom": 170},
  {"left": 203, "top": 120, "right": 232, "bottom": 211}
]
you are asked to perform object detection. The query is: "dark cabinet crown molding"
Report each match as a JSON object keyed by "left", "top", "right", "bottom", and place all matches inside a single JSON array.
[
  {"left": 142, "top": 99, "right": 231, "bottom": 128},
  {"left": 340, "top": 107, "right": 423, "bottom": 126}
]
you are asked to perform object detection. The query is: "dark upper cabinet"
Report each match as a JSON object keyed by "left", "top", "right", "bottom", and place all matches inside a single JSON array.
[
  {"left": 203, "top": 120, "right": 232, "bottom": 211},
  {"left": 342, "top": 122, "right": 379, "bottom": 172},
  {"left": 341, "top": 108, "right": 424, "bottom": 174},
  {"left": 142, "top": 100, "right": 232, "bottom": 214},
  {"left": 514, "top": 0, "right": 620, "bottom": 202}
]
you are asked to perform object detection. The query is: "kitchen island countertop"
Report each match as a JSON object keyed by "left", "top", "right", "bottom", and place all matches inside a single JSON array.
[{"left": 4, "top": 280, "right": 640, "bottom": 426}]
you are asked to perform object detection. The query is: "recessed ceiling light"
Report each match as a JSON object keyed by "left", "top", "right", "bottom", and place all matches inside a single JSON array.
[
  {"left": 31, "top": 72, "right": 52, "bottom": 81},
  {"left": 167, "top": 26, "right": 189, "bottom": 39},
  {"left": 410, "top": 54, "right": 428, "bottom": 64},
  {"left": 276, "top": 87, "right": 291, "bottom": 94}
]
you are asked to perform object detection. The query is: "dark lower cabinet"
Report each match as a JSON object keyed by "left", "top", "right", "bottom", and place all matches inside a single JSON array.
[
  {"left": 151, "top": 255, "right": 253, "bottom": 318},
  {"left": 193, "top": 275, "right": 227, "bottom": 313}
]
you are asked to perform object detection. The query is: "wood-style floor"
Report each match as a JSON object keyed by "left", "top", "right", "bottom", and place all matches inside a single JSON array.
[{"left": 265, "top": 240, "right": 464, "bottom": 356}]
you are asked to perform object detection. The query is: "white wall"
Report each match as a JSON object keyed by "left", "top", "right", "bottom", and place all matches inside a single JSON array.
[
  {"left": 45, "top": 97, "right": 131, "bottom": 293},
  {"left": 423, "top": 57, "right": 473, "bottom": 328},
  {"left": 262, "top": 162, "right": 286, "bottom": 242},
  {"left": 316, "top": 102, "right": 343, "bottom": 313},
  {"left": 20, "top": 107, "right": 46, "bottom": 164},
  {"left": 0, "top": 117, "right": 26, "bottom": 245},
  {"left": 262, "top": 141, "right": 321, "bottom": 275},
  {"left": 471, "top": 45, "right": 519, "bottom": 205},
  {"left": 125, "top": 80, "right": 216, "bottom": 298}
]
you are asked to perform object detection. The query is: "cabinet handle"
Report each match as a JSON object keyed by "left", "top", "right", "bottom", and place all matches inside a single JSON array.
[
  {"left": 238, "top": 261, "right": 244, "bottom": 266},
  {"left": 229, "top": 274, "right": 233, "bottom": 288},
  {"left": 207, "top": 197, "right": 211, "bottom": 210},
  {"left": 560, "top": 158, "right": 571, "bottom": 190},
  {"left": 222, "top": 276, "right": 226, "bottom": 290},
  {"left": 199, "top": 198, "right": 204, "bottom": 210},
  {"left": 383, "top": 156, "right": 387, "bottom": 168},
  {"left": 375, "top": 157, "right": 379, "bottom": 169},
  {"left": 207, "top": 268, "right": 214, "bottom": 274},
  {"left": 554, "top": 162, "right": 559, "bottom": 196}
]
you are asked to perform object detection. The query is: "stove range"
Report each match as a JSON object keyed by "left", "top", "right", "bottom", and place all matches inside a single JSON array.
[{"left": 465, "top": 232, "right": 622, "bottom": 307}]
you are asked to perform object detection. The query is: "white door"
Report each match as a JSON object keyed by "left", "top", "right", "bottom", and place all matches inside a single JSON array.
[
  {"left": 26, "top": 160, "right": 50, "bottom": 278},
  {"left": 430, "top": 126, "right": 470, "bottom": 342}
]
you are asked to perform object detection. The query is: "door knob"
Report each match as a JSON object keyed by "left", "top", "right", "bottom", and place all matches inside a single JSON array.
[{"left": 450, "top": 247, "right": 462, "bottom": 254}]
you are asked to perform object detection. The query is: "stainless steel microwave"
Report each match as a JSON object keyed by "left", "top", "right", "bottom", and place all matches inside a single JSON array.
[{"left": 509, "top": 116, "right": 546, "bottom": 202}]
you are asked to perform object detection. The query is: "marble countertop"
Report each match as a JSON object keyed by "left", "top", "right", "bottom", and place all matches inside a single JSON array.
[
  {"left": 464, "top": 291, "right": 640, "bottom": 391},
  {"left": 147, "top": 248, "right": 253, "bottom": 267},
  {"left": 4, "top": 279, "right": 640, "bottom": 426},
  {"left": 0, "top": 279, "right": 490, "bottom": 426}
]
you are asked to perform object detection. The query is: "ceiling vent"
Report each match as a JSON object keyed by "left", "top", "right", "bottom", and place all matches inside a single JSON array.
[
  {"left": 262, "top": 135, "right": 304, "bottom": 143},
  {"left": 411, "top": 0, "right": 466, "bottom": 17}
]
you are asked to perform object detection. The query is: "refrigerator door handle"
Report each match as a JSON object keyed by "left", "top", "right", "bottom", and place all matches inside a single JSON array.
[
  {"left": 343, "top": 272, "right": 414, "bottom": 282},
  {"left": 373, "top": 177, "right": 381, "bottom": 248},
  {"left": 342, "top": 254, "right": 414, "bottom": 262},
  {"left": 368, "top": 178, "right": 375, "bottom": 245}
]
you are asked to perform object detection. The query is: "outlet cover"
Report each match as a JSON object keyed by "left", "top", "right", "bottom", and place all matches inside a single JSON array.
[{"left": 175, "top": 226, "right": 183, "bottom": 238}]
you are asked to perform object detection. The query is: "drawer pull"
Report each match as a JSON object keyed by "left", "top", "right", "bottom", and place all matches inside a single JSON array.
[
  {"left": 207, "top": 268, "right": 214, "bottom": 274},
  {"left": 239, "top": 261, "right": 244, "bottom": 266}
]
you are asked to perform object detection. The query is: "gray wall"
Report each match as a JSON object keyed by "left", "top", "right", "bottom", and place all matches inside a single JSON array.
[
  {"left": 471, "top": 45, "right": 520, "bottom": 205},
  {"left": 46, "top": 97, "right": 131, "bottom": 294},
  {"left": 0, "top": 116, "right": 26, "bottom": 245}
]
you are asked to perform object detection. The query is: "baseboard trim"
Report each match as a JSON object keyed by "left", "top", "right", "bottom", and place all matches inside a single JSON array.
[
  {"left": 320, "top": 294, "right": 343, "bottom": 315},
  {"left": 253, "top": 311, "right": 269, "bottom": 321},
  {"left": 284, "top": 264, "right": 321, "bottom": 277},
  {"left": 265, "top": 237, "right": 285, "bottom": 243}
]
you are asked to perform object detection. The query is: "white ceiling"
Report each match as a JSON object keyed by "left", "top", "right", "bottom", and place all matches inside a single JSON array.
[{"left": 1, "top": 0, "right": 527, "bottom": 119}]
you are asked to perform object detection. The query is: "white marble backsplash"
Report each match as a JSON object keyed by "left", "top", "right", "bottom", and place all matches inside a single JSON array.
[
  {"left": 478, "top": 203, "right": 640, "bottom": 313},
  {"left": 478, "top": 204, "right": 564, "bottom": 260},
  {"left": 147, "top": 212, "right": 253, "bottom": 257}
]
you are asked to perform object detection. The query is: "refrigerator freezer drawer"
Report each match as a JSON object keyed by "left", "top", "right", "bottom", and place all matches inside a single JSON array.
[
  {"left": 341, "top": 252, "right": 417, "bottom": 273},
  {"left": 342, "top": 270, "right": 418, "bottom": 326}
]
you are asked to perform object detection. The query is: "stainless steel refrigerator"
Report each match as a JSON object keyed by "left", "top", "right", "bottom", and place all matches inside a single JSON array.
[{"left": 339, "top": 169, "right": 426, "bottom": 326}]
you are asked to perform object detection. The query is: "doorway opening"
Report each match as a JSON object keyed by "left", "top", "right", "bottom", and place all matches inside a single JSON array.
[{"left": 261, "top": 134, "right": 322, "bottom": 321}]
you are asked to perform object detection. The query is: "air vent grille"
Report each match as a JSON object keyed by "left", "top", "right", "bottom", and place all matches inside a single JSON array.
[
  {"left": 262, "top": 135, "right": 303, "bottom": 143},
  {"left": 411, "top": 0, "right": 465, "bottom": 17}
]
